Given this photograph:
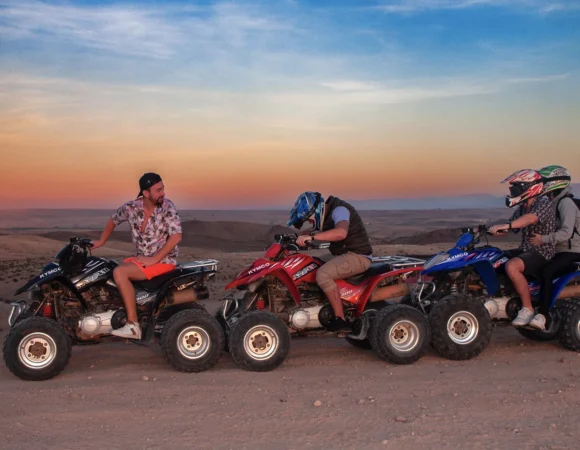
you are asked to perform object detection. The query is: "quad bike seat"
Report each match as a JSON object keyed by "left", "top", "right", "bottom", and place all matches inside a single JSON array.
[
  {"left": 132, "top": 260, "right": 218, "bottom": 292},
  {"left": 344, "top": 262, "right": 393, "bottom": 286}
]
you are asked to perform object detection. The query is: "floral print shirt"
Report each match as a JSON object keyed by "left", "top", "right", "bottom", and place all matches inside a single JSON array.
[
  {"left": 112, "top": 198, "right": 182, "bottom": 265},
  {"left": 509, "top": 195, "right": 557, "bottom": 260}
]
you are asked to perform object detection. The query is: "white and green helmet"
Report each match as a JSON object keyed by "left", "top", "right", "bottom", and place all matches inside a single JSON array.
[{"left": 538, "top": 165, "right": 571, "bottom": 196}]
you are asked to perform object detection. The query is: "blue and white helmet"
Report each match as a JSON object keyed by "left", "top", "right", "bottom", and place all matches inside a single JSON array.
[{"left": 287, "top": 191, "right": 324, "bottom": 231}]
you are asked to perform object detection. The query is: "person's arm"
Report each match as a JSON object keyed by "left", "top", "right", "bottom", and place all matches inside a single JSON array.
[
  {"left": 489, "top": 204, "right": 534, "bottom": 235},
  {"left": 92, "top": 217, "right": 116, "bottom": 249},
  {"left": 136, "top": 233, "right": 182, "bottom": 266},
  {"left": 92, "top": 204, "right": 127, "bottom": 249},
  {"left": 310, "top": 223, "right": 348, "bottom": 241},
  {"left": 297, "top": 207, "right": 350, "bottom": 246}
]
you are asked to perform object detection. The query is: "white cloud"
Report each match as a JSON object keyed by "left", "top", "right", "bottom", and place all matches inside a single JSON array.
[
  {"left": 373, "top": 0, "right": 580, "bottom": 13},
  {"left": 505, "top": 74, "right": 570, "bottom": 84},
  {"left": 320, "top": 80, "right": 381, "bottom": 91},
  {"left": 0, "top": 0, "right": 295, "bottom": 58}
]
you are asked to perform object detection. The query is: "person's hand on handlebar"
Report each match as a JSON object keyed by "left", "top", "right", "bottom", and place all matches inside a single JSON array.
[
  {"left": 296, "top": 235, "right": 315, "bottom": 247},
  {"left": 90, "top": 239, "right": 103, "bottom": 249},
  {"left": 488, "top": 224, "right": 509, "bottom": 235}
]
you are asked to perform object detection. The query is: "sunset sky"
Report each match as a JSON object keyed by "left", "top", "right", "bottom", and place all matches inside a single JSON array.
[{"left": 1, "top": 0, "right": 579, "bottom": 209}]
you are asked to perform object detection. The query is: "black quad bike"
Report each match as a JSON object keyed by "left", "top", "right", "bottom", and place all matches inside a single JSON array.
[{"left": 3, "top": 237, "right": 224, "bottom": 381}]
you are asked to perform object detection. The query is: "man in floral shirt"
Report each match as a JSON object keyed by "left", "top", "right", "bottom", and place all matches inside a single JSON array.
[
  {"left": 92, "top": 173, "right": 182, "bottom": 339},
  {"left": 490, "top": 170, "right": 556, "bottom": 328}
]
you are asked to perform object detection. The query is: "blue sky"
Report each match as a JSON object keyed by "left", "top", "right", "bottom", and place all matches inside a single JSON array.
[{"left": 1, "top": 0, "right": 579, "bottom": 208}]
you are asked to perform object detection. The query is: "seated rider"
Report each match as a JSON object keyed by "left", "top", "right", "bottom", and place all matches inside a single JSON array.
[
  {"left": 489, "top": 169, "right": 556, "bottom": 327},
  {"left": 287, "top": 191, "right": 373, "bottom": 333},
  {"left": 528, "top": 165, "right": 580, "bottom": 330},
  {"left": 91, "top": 173, "right": 183, "bottom": 340}
]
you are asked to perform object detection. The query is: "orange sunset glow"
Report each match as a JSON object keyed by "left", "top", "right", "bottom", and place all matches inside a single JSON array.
[{"left": 1, "top": 1, "right": 579, "bottom": 209}]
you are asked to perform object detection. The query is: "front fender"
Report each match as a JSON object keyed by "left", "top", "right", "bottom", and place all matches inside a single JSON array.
[
  {"left": 14, "top": 263, "right": 63, "bottom": 295},
  {"left": 226, "top": 264, "right": 301, "bottom": 305},
  {"left": 427, "top": 260, "right": 500, "bottom": 296}
]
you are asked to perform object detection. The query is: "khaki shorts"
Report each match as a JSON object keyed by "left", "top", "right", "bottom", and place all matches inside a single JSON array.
[{"left": 316, "top": 252, "right": 372, "bottom": 291}]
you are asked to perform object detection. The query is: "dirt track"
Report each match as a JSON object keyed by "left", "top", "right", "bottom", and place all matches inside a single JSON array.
[
  {"left": 1, "top": 302, "right": 580, "bottom": 450},
  {"left": 0, "top": 236, "right": 579, "bottom": 449}
]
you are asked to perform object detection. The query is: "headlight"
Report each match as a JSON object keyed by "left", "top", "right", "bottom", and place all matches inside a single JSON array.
[{"left": 424, "top": 253, "right": 449, "bottom": 270}]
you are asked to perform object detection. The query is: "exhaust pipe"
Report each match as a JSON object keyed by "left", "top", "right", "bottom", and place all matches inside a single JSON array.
[{"left": 166, "top": 285, "right": 209, "bottom": 305}]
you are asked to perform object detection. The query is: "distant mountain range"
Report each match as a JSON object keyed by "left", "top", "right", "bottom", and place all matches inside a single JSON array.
[{"left": 350, "top": 183, "right": 580, "bottom": 210}]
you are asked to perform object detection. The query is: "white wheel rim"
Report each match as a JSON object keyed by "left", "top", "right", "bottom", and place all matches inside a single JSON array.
[
  {"left": 18, "top": 332, "right": 57, "bottom": 370},
  {"left": 243, "top": 325, "right": 279, "bottom": 361},
  {"left": 447, "top": 311, "right": 479, "bottom": 345},
  {"left": 177, "top": 326, "right": 211, "bottom": 360},
  {"left": 388, "top": 320, "right": 420, "bottom": 352}
]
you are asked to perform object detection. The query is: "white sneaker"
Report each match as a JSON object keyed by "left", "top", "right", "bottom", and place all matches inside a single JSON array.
[
  {"left": 111, "top": 322, "right": 142, "bottom": 340},
  {"left": 528, "top": 313, "right": 547, "bottom": 331},
  {"left": 512, "top": 307, "right": 535, "bottom": 327}
]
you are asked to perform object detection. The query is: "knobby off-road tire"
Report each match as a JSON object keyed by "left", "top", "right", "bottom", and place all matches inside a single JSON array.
[
  {"left": 228, "top": 311, "right": 290, "bottom": 372},
  {"left": 344, "top": 336, "right": 372, "bottom": 350},
  {"left": 516, "top": 305, "right": 561, "bottom": 342},
  {"left": 517, "top": 327, "right": 559, "bottom": 342},
  {"left": 155, "top": 302, "right": 206, "bottom": 338},
  {"left": 428, "top": 294, "right": 492, "bottom": 361},
  {"left": 3, "top": 317, "right": 72, "bottom": 381},
  {"left": 214, "top": 311, "right": 230, "bottom": 353},
  {"left": 558, "top": 298, "right": 580, "bottom": 352},
  {"left": 370, "top": 304, "right": 431, "bottom": 365},
  {"left": 217, "top": 290, "right": 262, "bottom": 353},
  {"left": 160, "top": 309, "right": 224, "bottom": 373},
  {"left": 345, "top": 303, "right": 388, "bottom": 350}
]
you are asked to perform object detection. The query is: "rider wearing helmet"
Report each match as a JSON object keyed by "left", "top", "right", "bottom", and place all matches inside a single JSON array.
[
  {"left": 489, "top": 169, "right": 557, "bottom": 327},
  {"left": 528, "top": 165, "right": 580, "bottom": 330},
  {"left": 288, "top": 192, "right": 373, "bottom": 333}
]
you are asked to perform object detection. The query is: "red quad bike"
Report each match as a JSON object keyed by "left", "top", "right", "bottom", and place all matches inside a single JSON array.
[{"left": 216, "top": 234, "right": 431, "bottom": 372}]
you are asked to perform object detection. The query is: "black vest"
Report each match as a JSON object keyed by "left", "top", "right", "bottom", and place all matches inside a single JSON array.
[{"left": 322, "top": 196, "right": 373, "bottom": 256}]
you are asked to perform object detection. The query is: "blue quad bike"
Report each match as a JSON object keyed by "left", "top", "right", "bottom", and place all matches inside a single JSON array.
[{"left": 403, "top": 225, "right": 580, "bottom": 361}]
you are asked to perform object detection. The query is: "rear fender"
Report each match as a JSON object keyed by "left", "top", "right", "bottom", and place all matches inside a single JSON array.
[
  {"left": 355, "top": 267, "right": 423, "bottom": 316},
  {"left": 550, "top": 269, "right": 580, "bottom": 308}
]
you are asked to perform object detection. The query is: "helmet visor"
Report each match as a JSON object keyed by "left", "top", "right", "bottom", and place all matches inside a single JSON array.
[{"left": 509, "top": 182, "right": 534, "bottom": 198}]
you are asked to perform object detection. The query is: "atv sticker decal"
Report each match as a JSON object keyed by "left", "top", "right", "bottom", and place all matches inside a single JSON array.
[
  {"left": 282, "top": 257, "right": 305, "bottom": 270},
  {"left": 493, "top": 257, "right": 509, "bottom": 268},
  {"left": 76, "top": 267, "right": 111, "bottom": 288},
  {"left": 292, "top": 263, "right": 318, "bottom": 281},
  {"left": 39, "top": 267, "right": 60, "bottom": 279},
  {"left": 248, "top": 263, "right": 271, "bottom": 275}
]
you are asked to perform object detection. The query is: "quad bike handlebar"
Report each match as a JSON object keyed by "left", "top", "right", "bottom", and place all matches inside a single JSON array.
[{"left": 273, "top": 233, "right": 329, "bottom": 251}]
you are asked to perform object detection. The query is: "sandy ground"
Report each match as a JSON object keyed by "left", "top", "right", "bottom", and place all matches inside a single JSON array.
[
  {"left": 1, "top": 232, "right": 579, "bottom": 449},
  {"left": 1, "top": 301, "right": 580, "bottom": 450}
]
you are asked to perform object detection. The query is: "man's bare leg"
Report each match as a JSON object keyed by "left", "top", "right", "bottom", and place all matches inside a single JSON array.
[
  {"left": 112, "top": 262, "right": 148, "bottom": 338},
  {"left": 506, "top": 258, "right": 534, "bottom": 326}
]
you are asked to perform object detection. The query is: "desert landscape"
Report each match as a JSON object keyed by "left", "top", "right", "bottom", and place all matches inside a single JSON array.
[{"left": 1, "top": 208, "right": 579, "bottom": 450}]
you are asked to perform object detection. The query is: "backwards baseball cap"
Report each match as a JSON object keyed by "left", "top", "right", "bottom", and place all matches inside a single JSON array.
[{"left": 137, "top": 172, "right": 162, "bottom": 198}]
